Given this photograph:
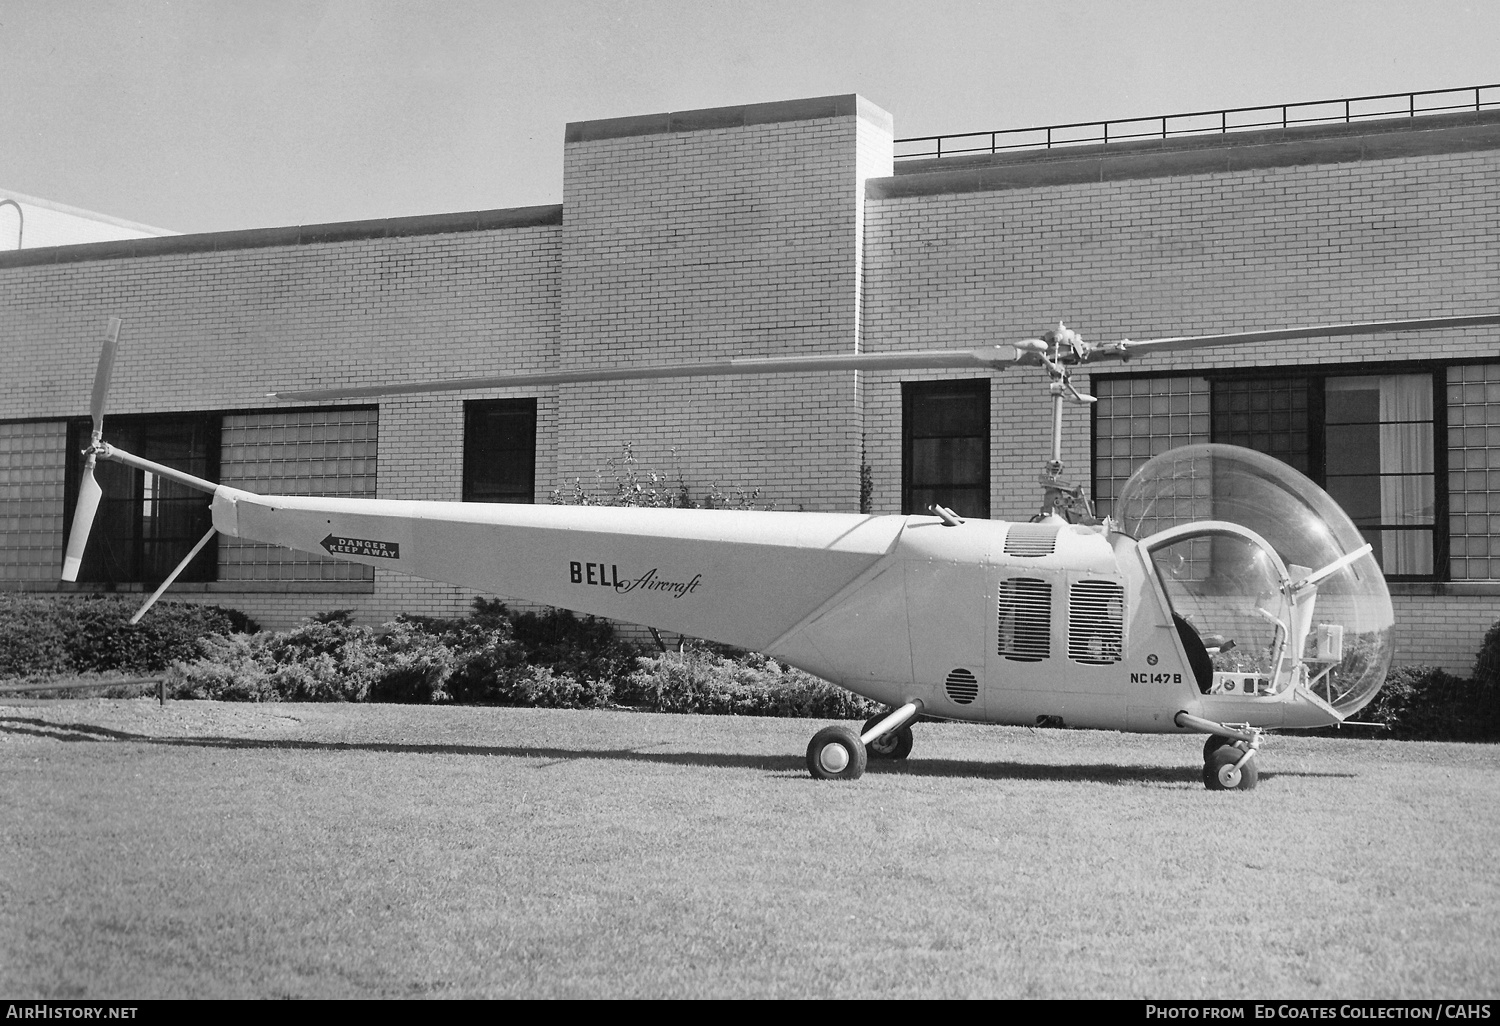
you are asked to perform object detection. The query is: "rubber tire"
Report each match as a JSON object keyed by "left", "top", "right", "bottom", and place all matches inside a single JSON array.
[
  {"left": 862, "top": 714, "right": 914, "bottom": 761},
  {"left": 1204, "top": 744, "right": 1259, "bottom": 791},
  {"left": 1203, "top": 734, "right": 1236, "bottom": 761},
  {"left": 807, "top": 725, "right": 868, "bottom": 781}
]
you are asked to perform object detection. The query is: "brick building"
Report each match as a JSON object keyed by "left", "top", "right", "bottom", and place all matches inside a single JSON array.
[{"left": 2, "top": 92, "right": 1497, "bottom": 671}]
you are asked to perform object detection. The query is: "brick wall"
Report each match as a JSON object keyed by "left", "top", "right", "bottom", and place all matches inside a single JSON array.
[
  {"left": 556, "top": 97, "right": 892, "bottom": 512},
  {"left": 864, "top": 130, "right": 1500, "bottom": 671},
  {"left": 0, "top": 214, "right": 560, "bottom": 628}
]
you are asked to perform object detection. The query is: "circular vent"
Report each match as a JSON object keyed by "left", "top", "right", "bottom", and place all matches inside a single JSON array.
[{"left": 945, "top": 667, "right": 979, "bottom": 705}]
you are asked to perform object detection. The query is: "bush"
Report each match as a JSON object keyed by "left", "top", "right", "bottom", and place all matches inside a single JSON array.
[
  {"left": 501, "top": 602, "right": 640, "bottom": 689},
  {"left": 1334, "top": 664, "right": 1499, "bottom": 742},
  {"left": 1472, "top": 620, "right": 1500, "bottom": 691},
  {"left": 172, "top": 633, "right": 280, "bottom": 702},
  {"left": 493, "top": 665, "right": 614, "bottom": 709},
  {"left": 163, "top": 601, "right": 870, "bottom": 718},
  {"left": 168, "top": 600, "right": 629, "bottom": 709},
  {"left": 367, "top": 621, "right": 454, "bottom": 704},
  {"left": 0, "top": 594, "right": 259, "bottom": 678},
  {"left": 392, "top": 599, "right": 632, "bottom": 708},
  {"left": 171, "top": 617, "right": 382, "bottom": 703},
  {"left": 551, "top": 442, "right": 769, "bottom": 511},
  {"left": 626, "top": 645, "right": 879, "bottom": 719}
]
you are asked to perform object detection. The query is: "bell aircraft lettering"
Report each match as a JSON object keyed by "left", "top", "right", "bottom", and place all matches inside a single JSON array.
[
  {"left": 570, "top": 561, "right": 622, "bottom": 587},
  {"left": 569, "top": 561, "right": 704, "bottom": 599},
  {"left": 615, "top": 568, "right": 704, "bottom": 599},
  {"left": 61, "top": 312, "right": 1500, "bottom": 787}
]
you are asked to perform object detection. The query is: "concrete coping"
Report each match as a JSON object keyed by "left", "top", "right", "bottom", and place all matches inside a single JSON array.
[
  {"left": 872, "top": 110, "right": 1500, "bottom": 198},
  {"left": 566, "top": 94, "right": 893, "bottom": 143},
  {"left": 0, "top": 204, "right": 564, "bottom": 268}
]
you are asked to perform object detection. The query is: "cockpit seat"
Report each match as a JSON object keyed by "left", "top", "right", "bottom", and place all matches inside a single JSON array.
[{"left": 1173, "top": 613, "right": 1214, "bottom": 694}]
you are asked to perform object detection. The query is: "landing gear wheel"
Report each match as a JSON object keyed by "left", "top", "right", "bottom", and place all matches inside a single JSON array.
[
  {"left": 1204, "top": 745, "right": 1259, "bottom": 791},
  {"left": 862, "top": 714, "right": 914, "bottom": 761},
  {"left": 807, "top": 725, "right": 868, "bottom": 781},
  {"left": 1203, "top": 734, "right": 1236, "bottom": 761}
]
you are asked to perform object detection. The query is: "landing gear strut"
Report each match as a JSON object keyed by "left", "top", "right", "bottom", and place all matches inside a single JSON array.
[
  {"left": 862, "top": 713, "right": 914, "bottom": 761},
  {"left": 1204, "top": 743, "right": 1259, "bottom": 790},
  {"left": 1177, "top": 711, "right": 1262, "bottom": 791},
  {"left": 806, "top": 701, "right": 923, "bottom": 780}
]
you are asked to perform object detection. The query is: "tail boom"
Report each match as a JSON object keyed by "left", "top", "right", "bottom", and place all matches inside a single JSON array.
[{"left": 210, "top": 487, "right": 904, "bottom": 651}]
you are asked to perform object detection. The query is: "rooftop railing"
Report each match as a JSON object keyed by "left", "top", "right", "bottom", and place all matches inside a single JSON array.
[{"left": 894, "top": 84, "right": 1500, "bottom": 161}]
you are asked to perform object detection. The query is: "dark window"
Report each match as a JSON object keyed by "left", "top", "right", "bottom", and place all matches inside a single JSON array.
[
  {"left": 463, "top": 399, "right": 537, "bottom": 503},
  {"left": 903, "top": 379, "right": 989, "bottom": 519},
  {"left": 65, "top": 414, "right": 219, "bottom": 584},
  {"left": 1211, "top": 377, "right": 1314, "bottom": 477}
]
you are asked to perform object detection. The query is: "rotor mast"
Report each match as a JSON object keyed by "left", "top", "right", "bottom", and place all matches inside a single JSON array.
[{"left": 1035, "top": 323, "right": 1098, "bottom": 523}]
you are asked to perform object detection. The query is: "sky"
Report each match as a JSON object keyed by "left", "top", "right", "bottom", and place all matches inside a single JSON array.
[{"left": 2, "top": 0, "right": 1497, "bottom": 235}]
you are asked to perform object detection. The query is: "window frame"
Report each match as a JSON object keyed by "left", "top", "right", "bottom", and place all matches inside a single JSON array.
[
  {"left": 63, "top": 411, "right": 222, "bottom": 585},
  {"left": 1090, "top": 360, "right": 1451, "bottom": 583},
  {"left": 462, "top": 398, "right": 538, "bottom": 504},
  {"left": 901, "top": 378, "right": 991, "bottom": 520}
]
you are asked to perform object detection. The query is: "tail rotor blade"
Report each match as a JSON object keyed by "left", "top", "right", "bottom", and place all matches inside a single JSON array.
[
  {"left": 62, "top": 459, "right": 102, "bottom": 582},
  {"left": 64, "top": 318, "right": 121, "bottom": 581},
  {"left": 90, "top": 317, "right": 121, "bottom": 440}
]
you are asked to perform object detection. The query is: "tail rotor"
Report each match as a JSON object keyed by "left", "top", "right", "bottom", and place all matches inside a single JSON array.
[{"left": 61, "top": 317, "right": 121, "bottom": 582}]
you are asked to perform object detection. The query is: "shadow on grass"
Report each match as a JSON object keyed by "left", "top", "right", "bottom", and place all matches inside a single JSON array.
[{"left": 0, "top": 715, "right": 1353, "bottom": 785}]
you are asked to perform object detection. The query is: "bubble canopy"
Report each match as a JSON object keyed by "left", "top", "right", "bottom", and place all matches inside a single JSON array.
[{"left": 1117, "top": 444, "right": 1395, "bottom": 717}]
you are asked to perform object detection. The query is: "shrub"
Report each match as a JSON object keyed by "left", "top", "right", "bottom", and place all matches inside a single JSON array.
[
  {"left": 0, "top": 594, "right": 258, "bottom": 678},
  {"left": 0, "top": 595, "right": 70, "bottom": 677},
  {"left": 396, "top": 599, "right": 633, "bottom": 708},
  {"left": 503, "top": 603, "right": 640, "bottom": 689},
  {"left": 551, "top": 442, "right": 769, "bottom": 511},
  {"left": 269, "top": 620, "right": 383, "bottom": 702},
  {"left": 168, "top": 602, "right": 626, "bottom": 709},
  {"left": 171, "top": 633, "right": 280, "bottom": 702},
  {"left": 627, "top": 646, "right": 879, "bottom": 719},
  {"left": 1337, "top": 664, "right": 1499, "bottom": 742},
  {"left": 170, "top": 615, "right": 384, "bottom": 703},
  {"left": 492, "top": 665, "right": 614, "bottom": 709},
  {"left": 164, "top": 603, "right": 865, "bottom": 717},
  {"left": 436, "top": 621, "right": 520, "bottom": 706},
  {"left": 1472, "top": 620, "right": 1500, "bottom": 691},
  {"left": 367, "top": 621, "right": 454, "bottom": 704}
]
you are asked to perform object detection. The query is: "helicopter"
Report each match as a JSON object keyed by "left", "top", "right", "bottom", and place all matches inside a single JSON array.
[{"left": 60, "top": 313, "right": 1500, "bottom": 790}]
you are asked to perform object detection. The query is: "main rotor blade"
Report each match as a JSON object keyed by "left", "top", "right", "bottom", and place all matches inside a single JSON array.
[
  {"left": 1095, "top": 314, "right": 1500, "bottom": 360},
  {"left": 268, "top": 346, "right": 1023, "bottom": 402},
  {"left": 90, "top": 317, "right": 122, "bottom": 440},
  {"left": 61, "top": 460, "right": 102, "bottom": 582}
]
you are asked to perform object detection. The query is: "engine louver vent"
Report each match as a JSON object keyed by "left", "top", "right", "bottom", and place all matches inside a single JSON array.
[
  {"left": 998, "top": 577, "right": 1051, "bottom": 662},
  {"left": 1068, "top": 579, "right": 1125, "bottom": 664},
  {"left": 1003, "top": 523, "right": 1059, "bottom": 557},
  {"left": 945, "top": 668, "right": 979, "bottom": 705}
]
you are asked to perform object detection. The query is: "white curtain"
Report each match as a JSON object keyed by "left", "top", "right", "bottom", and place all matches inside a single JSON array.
[{"left": 1329, "top": 375, "right": 1432, "bottom": 574}]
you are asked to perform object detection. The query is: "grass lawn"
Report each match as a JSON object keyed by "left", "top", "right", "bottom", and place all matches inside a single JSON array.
[{"left": 1, "top": 699, "right": 1496, "bottom": 999}]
